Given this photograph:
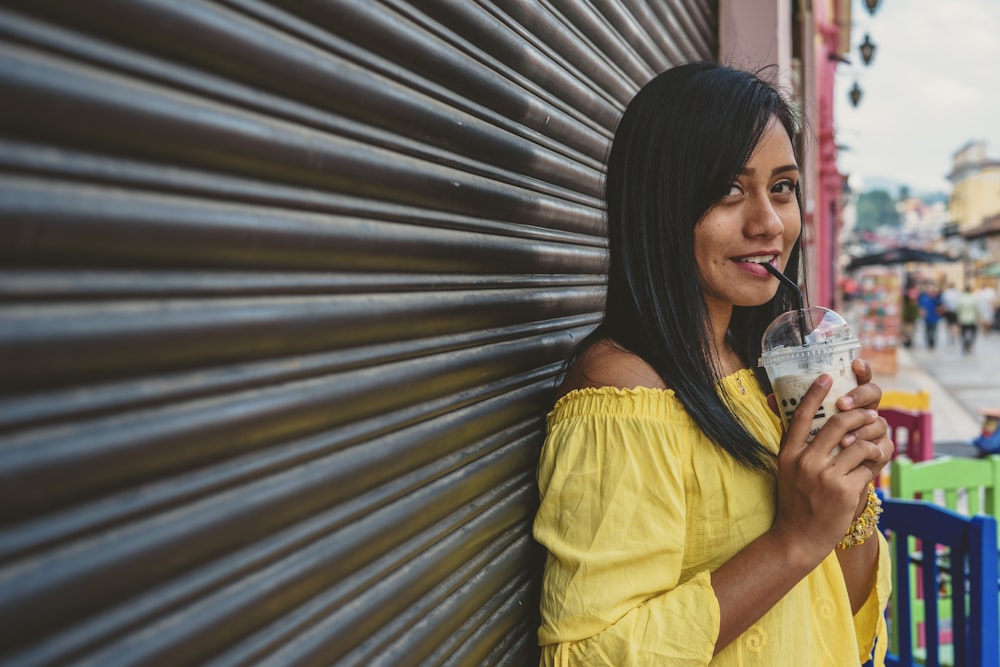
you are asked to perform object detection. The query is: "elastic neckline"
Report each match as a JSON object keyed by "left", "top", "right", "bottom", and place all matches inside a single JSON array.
[{"left": 550, "top": 368, "right": 758, "bottom": 417}]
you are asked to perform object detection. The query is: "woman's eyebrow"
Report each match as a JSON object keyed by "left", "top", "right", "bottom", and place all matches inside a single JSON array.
[{"left": 740, "top": 163, "right": 800, "bottom": 176}]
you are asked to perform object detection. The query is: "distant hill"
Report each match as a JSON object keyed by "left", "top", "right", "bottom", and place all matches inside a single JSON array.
[
  {"left": 918, "top": 191, "right": 949, "bottom": 205},
  {"left": 858, "top": 176, "right": 904, "bottom": 193},
  {"left": 856, "top": 176, "right": 948, "bottom": 204}
]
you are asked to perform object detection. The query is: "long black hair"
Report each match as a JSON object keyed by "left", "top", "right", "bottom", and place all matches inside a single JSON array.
[{"left": 592, "top": 62, "right": 804, "bottom": 472}]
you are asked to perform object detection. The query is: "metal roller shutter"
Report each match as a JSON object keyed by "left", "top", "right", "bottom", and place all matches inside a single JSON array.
[{"left": 0, "top": 1, "right": 717, "bottom": 665}]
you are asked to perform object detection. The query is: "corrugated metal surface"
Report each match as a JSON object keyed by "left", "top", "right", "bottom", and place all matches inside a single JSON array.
[{"left": 0, "top": 1, "right": 716, "bottom": 664}]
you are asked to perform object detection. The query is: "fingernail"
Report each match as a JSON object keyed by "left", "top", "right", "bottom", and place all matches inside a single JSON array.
[
  {"left": 817, "top": 374, "right": 832, "bottom": 388},
  {"left": 840, "top": 396, "right": 855, "bottom": 409},
  {"left": 867, "top": 409, "right": 879, "bottom": 420},
  {"left": 843, "top": 434, "right": 857, "bottom": 446}
]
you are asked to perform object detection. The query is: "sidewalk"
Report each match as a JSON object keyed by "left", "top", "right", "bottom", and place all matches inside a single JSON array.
[{"left": 872, "top": 327, "right": 1000, "bottom": 458}]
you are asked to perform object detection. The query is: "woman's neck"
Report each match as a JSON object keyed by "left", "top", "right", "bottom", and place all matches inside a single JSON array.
[
  {"left": 705, "top": 304, "right": 733, "bottom": 362},
  {"left": 705, "top": 304, "right": 745, "bottom": 376}
]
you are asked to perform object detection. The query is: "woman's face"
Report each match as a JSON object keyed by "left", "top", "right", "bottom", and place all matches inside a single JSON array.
[{"left": 694, "top": 117, "right": 801, "bottom": 312}]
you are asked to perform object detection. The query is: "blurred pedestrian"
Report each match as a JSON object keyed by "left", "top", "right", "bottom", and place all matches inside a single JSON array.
[
  {"left": 957, "top": 284, "right": 979, "bottom": 354},
  {"left": 901, "top": 288, "right": 920, "bottom": 348},
  {"left": 976, "top": 285, "right": 997, "bottom": 334},
  {"left": 918, "top": 284, "right": 943, "bottom": 349},
  {"left": 940, "top": 282, "right": 960, "bottom": 345}
]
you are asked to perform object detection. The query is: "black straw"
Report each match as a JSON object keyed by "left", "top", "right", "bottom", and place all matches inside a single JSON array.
[{"left": 763, "top": 262, "right": 809, "bottom": 346}]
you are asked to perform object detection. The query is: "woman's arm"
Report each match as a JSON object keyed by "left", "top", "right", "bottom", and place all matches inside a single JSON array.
[
  {"left": 712, "top": 374, "right": 883, "bottom": 653},
  {"left": 836, "top": 524, "right": 880, "bottom": 613},
  {"left": 834, "top": 358, "right": 894, "bottom": 612},
  {"left": 765, "top": 358, "right": 893, "bottom": 614}
]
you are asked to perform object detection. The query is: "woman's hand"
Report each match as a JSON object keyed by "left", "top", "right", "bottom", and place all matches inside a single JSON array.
[
  {"left": 835, "top": 358, "right": 895, "bottom": 494},
  {"left": 765, "top": 358, "right": 894, "bottom": 489},
  {"left": 839, "top": 358, "right": 878, "bottom": 409},
  {"left": 770, "top": 375, "right": 883, "bottom": 565}
]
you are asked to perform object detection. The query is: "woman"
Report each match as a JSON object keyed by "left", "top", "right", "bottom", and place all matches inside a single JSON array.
[{"left": 533, "top": 63, "right": 893, "bottom": 665}]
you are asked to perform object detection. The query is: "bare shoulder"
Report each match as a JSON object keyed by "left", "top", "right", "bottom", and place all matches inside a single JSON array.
[{"left": 556, "top": 338, "right": 667, "bottom": 399}]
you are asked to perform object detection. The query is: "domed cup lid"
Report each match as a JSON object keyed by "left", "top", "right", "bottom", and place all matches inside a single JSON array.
[{"left": 760, "top": 306, "right": 858, "bottom": 362}]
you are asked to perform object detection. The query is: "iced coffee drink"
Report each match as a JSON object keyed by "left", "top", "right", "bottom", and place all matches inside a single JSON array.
[{"left": 759, "top": 307, "right": 860, "bottom": 447}]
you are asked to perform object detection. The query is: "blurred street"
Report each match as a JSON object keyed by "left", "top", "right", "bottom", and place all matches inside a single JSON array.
[{"left": 877, "top": 324, "right": 1000, "bottom": 451}]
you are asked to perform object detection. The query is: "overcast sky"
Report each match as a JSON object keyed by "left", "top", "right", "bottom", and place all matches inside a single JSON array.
[{"left": 833, "top": 0, "right": 1000, "bottom": 196}]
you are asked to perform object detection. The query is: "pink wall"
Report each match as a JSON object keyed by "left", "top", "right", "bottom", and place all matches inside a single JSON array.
[
  {"left": 720, "top": 0, "right": 846, "bottom": 310},
  {"left": 812, "top": 2, "right": 846, "bottom": 309},
  {"left": 718, "top": 0, "right": 793, "bottom": 88}
]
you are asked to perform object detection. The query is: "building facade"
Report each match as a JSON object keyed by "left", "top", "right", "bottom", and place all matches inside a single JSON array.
[
  {"left": 0, "top": 2, "right": 847, "bottom": 663},
  {"left": 948, "top": 141, "right": 1000, "bottom": 285},
  {"left": 949, "top": 141, "right": 1000, "bottom": 233}
]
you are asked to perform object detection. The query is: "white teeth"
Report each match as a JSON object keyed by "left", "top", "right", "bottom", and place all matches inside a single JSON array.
[{"left": 735, "top": 255, "right": 777, "bottom": 263}]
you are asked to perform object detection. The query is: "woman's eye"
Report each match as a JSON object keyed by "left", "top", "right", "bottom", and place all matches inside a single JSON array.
[
  {"left": 726, "top": 183, "right": 743, "bottom": 197},
  {"left": 772, "top": 180, "right": 797, "bottom": 195}
]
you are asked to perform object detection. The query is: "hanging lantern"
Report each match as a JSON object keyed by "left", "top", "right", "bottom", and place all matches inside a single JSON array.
[
  {"left": 849, "top": 82, "right": 863, "bottom": 107},
  {"left": 859, "top": 34, "right": 876, "bottom": 65}
]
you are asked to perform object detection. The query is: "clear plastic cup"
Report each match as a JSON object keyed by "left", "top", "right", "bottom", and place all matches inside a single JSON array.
[{"left": 759, "top": 306, "right": 860, "bottom": 447}]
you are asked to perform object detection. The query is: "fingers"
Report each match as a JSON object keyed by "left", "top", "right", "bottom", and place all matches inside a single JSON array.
[
  {"left": 837, "top": 433, "right": 885, "bottom": 467},
  {"left": 851, "top": 357, "right": 872, "bottom": 385},
  {"left": 845, "top": 462, "right": 877, "bottom": 487},
  {"left": 782, "top": 374, "right": 833, "bottom": 449},
  {"left": 844, "top": 416, "right": 886, "bottom": 447},
  {"left": 840, "top": 416, "right": 895, "bottom": 474},
  {"left": 839, "top": 358, "right": 887, "bottom": 412},
  {"left": 837, "top": 377, "right": 882, "bottom": 412},
  {"left": 784, "top": 375, "right": 880, "bottom": 453},
  {"left": 813, "top": 409, "right": 882, "bottom": 461}
]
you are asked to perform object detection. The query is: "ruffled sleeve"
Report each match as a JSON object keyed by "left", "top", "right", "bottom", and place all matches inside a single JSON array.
[
  {"left": 533, "top": 388, "right": 722, "bottom": 665},
  {"left": 852, "top": 530, "right": 892, "bottom": 665}
]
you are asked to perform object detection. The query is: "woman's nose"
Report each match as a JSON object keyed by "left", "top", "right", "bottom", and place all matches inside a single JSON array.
[{"left": 745, "top": 195, "right": 784, "bottom": 238}]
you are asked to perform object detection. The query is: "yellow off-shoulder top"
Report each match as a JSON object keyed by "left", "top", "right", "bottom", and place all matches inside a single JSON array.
[{"left": 533, "top": 369, "right": 890, "bottom": 666}]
